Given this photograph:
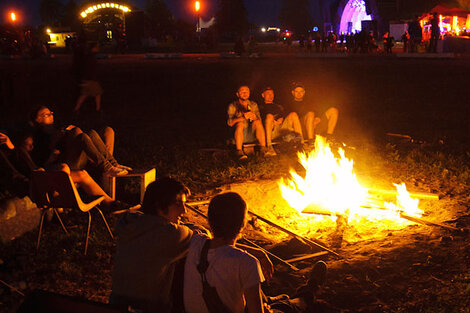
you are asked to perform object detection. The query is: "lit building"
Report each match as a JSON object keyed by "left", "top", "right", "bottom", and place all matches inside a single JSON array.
[{"left": 78, "top": 2, "right": 143, "bottom": 47}]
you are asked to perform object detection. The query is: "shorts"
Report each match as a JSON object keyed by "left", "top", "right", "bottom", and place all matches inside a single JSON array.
[
  {"left": 272, "top": 118, "right": 295, "bottom": 140},
  {"left": 230, "top": 120, "right": 257, "bottom": 144},
  {"left": 80, "top": 80, "right": 103, "bottom": 97}
]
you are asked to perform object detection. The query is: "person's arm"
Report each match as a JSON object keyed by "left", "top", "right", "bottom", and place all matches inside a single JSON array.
[
  {"left": 0, "top": 133, "right": 15, "bottom": 150},
  {"left": 250, "top": 102, "right": 261, "bottom": 121},
  {"left": 236, "top": 243, "right": 273, "bottom": 280},
  {"left": 227, "top": 103, "right": 246, "bottom": 127},
  {"left": 244, "top": 283, "right": 264, "bottom": 313}
]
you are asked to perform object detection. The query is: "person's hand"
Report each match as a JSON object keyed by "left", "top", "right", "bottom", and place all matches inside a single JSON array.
[
  {"left": 0, "top": 133, "right": 15, "bottom": 150},
  {"left": 244, "top": 112, "right": 257, "bottom": 121},
  {"left": 274, "top": 117, "right": 283, "bottom": 125},
  {"left": 256, "top": 250, "right": 274, "bottom": 281}
]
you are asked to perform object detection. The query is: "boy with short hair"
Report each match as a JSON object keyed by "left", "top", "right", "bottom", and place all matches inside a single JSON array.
[
  {"left": 110, "top": 177, "right": 193, "bottom": 313},
  {"left": 183, "top": 192, "right": 327, "bottom": 313}
]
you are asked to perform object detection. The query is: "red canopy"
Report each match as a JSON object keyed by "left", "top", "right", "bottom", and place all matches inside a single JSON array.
[{"left": 429, "top": 4, "right": 470, "bottom": 18}]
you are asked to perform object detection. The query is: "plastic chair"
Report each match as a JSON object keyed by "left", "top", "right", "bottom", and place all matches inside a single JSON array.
[{"left": 30, "top": 170, "right": 113, "bottom": 255}]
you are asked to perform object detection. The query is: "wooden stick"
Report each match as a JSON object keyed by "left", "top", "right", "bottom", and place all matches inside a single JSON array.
[
  {"left": 236, "top": 242, "right": 299, "bottom": 271},
  {"left": 185, "top": 204, "right": 300, "bottom": 271},
  {"left": 285, "top": 251, "right": 329, "bottom": 263},
  {"left": 186, "top": 199, "right": 211, "bottom": 207},
  {"left": 399, "top": 213, "right": 462, "bottom": 231},
  {"left": 248, "top": 210, "right": 341, "bottom": 257},
  {"left": 367, "top": 188, "right": 439, "bottom": 200},
  {"left": 0, "top": 279, "right": 25, "bottom": 297}
]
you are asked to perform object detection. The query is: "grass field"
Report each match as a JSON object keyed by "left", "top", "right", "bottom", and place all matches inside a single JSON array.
[{"left": 1, "top": 54, "right": 470, "bottom": 312}]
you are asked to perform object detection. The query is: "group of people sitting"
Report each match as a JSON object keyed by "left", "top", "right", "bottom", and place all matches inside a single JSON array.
[
  {"left": 0, "top": 105, "right": 132, "bottom": 209},
  {"left": 228, "top": 83, "right": 339, "bottom": 160},
  {"left": 110, "top": 177, "right": 328, "bottom": 313}
]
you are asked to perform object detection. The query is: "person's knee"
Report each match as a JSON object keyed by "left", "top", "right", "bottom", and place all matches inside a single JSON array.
[
  {"left": 304, "top": 112, "right": 315, "bottom": 123},
  {"left": 103, "top": 126, "right": 115, "bottom": 140},
  {"left": 286, "top": 112, "right": 300, "bottom": 123},
  {"left": 265, "top": 114, "right": 274, "bottom": 124},
  {"left": 87, "top": 129, "right": 99, "bottom": 139},
  {"left": 326, "top": 107, "right": 339, "bottom": 118},
  {"left": 70, "top": 127, "right": 83, "bottom": 136},
  {"left": 58, "top": 163, "right": 71, "bottom": 175}
]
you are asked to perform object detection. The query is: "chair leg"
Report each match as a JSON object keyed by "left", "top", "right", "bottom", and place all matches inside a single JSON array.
[
  {"left": 53, "top": 208, "right": 69, "bottom": 234},
  {"left": 36, "top": 209, "right": 48, "bottom": 251},
  {"left": 84, "top": 211, "right": 92, "bottom": 255},
  {"left": 95, "top": 207, "right": 114, "bottom": 240}
]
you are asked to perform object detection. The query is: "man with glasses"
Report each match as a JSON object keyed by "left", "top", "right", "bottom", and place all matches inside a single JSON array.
[{"left": 110, "top": 177, "right": 196, "bottom": 313}]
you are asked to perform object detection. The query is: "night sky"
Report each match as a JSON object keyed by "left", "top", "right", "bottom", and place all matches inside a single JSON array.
[{"left": 0, "top": 0, "right": 284, "bottom": 26}]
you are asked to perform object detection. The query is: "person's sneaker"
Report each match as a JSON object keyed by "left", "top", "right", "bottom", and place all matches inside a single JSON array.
[
  {"left": 307, "top": 261, "right": 327, "bottom": 291},
  {"left": 117, "top": 164, "right": 133, "bottom": 171},
  {"left": 302, "top": 139, "right": 315, "bottom": 150},
  {"left": 293, "top": 261, "right": 327, "bottom": 305},
  {"left": 265, "top": 145, "right": 277, "bottom": 157},
  {"left": 104, "top": 166, "right": 128, "bottom": 177},
  {"left": 236, "top": 150, "right": 248, "bottom": 160}
]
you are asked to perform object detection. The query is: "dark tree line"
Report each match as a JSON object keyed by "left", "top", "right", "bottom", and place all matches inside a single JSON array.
[{"left": 39, "top": 0, "right": 79, "bottom": 28}]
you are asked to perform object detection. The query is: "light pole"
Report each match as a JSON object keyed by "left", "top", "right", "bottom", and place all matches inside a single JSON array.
[
  {"left": 9, "top": 11, "right": 17, "bottom": 23},
  {"left": 195, "top": 1, "right": 200, "bottom": 32}
]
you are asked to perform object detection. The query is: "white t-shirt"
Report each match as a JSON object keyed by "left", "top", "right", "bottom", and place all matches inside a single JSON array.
[{"left": 184, "top": 234, "right": 265, "bottom": 313}]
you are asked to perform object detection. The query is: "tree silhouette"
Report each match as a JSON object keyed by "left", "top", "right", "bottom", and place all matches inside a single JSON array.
[
  {"left": 40, "top": 0, "right": 64, "bottom": 26},
  {"left": 279, "top": 0, "right": 313, "bottom": 34},
  {"left": 145, "top": 0, "right": 175, "bottom": 40},
  {"left": 61, "top": 0, "right": 80, "bottom": 29},
  {"left": 214, "top": 0, "right": 249, "bottom": 37}
]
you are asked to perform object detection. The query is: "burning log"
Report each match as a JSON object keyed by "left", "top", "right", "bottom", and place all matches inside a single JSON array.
[
  {"left": 399, "top": 212, "right": 462, "bottom": 232},
  {"left": 185, "top": 204, "right": 300, "bottom": 271},
  {"left": 247, "top": 210, "right": 341, "bottom": 257},
  {"left": 367, "top": 188, "right": 439, "bottom": 201}
]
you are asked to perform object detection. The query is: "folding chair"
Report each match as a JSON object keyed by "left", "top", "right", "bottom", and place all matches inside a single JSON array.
[{"left": 30, "top": 170, "right": 113, "bottom": 255}]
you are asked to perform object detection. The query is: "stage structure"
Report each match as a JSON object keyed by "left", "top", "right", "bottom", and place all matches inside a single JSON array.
[
  {"left": 79, "top": 2, "right": 131, "bottom": 44},
  {"left": 339, "top": 0, "right": 372, "bottom": 34}
]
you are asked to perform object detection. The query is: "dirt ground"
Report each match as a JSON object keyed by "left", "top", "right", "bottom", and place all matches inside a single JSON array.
[{"left": 1, "top": 54, "right": 470, "bottom": 312}]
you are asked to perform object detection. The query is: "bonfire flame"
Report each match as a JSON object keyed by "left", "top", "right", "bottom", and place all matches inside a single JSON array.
[{"left": 279, "top": 136, "right": 423, "bottom": 228}]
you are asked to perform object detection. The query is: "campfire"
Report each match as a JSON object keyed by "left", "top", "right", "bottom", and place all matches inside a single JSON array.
[{"left": 279, "top": 136, "right": 424, "bottom": 233}]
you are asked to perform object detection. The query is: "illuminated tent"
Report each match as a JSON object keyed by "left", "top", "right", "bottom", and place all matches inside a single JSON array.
[{"left": 428, "top": 4, "right": 470, "bottom": 18}]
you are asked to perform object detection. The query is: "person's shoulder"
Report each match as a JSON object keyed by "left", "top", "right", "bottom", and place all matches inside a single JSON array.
[{"left": 189, "top": 233, "right": 209, "bottom": 249}]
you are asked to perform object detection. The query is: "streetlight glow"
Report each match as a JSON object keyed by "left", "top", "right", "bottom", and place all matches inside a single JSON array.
[
  {"left": 46, "top": 28, "right": 51, "bottom": 33},
  {"left": 10, "top": 11, "right": 16, "bottom": 22},
  {"left": 195, "top": 1, "right": 200, "bottom": 12}
]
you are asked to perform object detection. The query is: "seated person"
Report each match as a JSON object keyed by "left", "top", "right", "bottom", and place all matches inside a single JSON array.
[
  {"left": 227, "top": 86, "right": 267, "bottom": 160},
  {"left": 29, "top": 105, "right": 130, "bottom": 176},
  {"left": 0, "top": 132, "right": 30, "bottom": 197},
  {"left": 3, "top": 132, "right": 117, "bottom": 207},
  {"left": 260, "top": 87, "right": 303, "bottom": 156},
  {"left": 110, "top": 177, "right": 194, "bottom": 313},
  {"left": 287, "top": 83, "right": 339, "bottom": 145},
  {"left": 184, "top": 192, "right": 327, "bottom": 313}
]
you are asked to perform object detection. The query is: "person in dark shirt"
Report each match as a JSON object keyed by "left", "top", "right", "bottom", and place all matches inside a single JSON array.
[
  {"left": 30, "top": 105, "right": 129, "bottom": 176},
  {"left": 73, "top": 41, "right": 103, "bottom": 112},
  {"left": 429, "top": 12, "right": 440, "bottom": 53},
  {"left": 287, "top": 83, "right": 339, "bottom": 145},
  {"left": 260, "top": 87, "right": 303, "bottom": 156}
]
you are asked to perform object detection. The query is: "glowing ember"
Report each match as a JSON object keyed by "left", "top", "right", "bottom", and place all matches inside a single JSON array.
[{"left": 279, "top": 136, "right": 424, "bottom": 229}]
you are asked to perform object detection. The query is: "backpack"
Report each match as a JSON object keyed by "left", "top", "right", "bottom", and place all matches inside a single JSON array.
[{"left": 197, "top": 239, "right": 233, "bottom": 313}]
